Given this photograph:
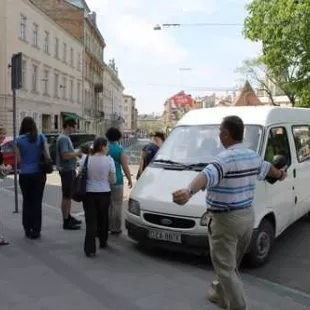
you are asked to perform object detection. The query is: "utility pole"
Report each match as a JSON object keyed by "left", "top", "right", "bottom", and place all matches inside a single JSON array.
[{"left": 10, "top": 52, "right": 22, "bottom": 214}]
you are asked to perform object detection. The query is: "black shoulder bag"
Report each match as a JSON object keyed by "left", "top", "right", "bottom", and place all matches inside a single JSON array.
[{"left": 72, "top": 156, "right": 89, "bottom": 202}]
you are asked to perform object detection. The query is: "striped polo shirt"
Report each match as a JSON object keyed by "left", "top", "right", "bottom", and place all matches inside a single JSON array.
[{"left": 203, "top": 143, "right": 271, "bottom": 210}]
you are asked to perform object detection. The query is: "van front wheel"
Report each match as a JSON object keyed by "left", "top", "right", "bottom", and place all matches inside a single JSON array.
[{"left": 247, "top": 220, "right": 275, "bottom": 267}]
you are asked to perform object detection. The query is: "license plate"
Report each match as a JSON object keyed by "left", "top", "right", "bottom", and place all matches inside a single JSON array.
[{"left": 148, "top": 229, "right": 181, "bottom": 244}]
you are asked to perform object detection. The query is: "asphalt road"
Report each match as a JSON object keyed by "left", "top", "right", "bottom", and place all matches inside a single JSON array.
[{"left": 2, "top": 166, "right": 310, "bottom": 296}]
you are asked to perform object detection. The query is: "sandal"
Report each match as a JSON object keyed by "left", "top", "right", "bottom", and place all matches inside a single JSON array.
[{"left": 0, "top": 236, "right": 9, "bottom": 246}]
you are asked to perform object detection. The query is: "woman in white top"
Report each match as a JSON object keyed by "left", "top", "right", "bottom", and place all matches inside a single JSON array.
[{"left": 80, "top": 137, "right": 116, "bottom": 257}]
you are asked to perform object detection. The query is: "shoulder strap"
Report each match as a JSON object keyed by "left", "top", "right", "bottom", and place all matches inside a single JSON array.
[
  {"left": 39, "top": 134, "right": 44, "bottom": 148},
  {"left": 83, "top": 155, "right": 89, "bottom": 169}
]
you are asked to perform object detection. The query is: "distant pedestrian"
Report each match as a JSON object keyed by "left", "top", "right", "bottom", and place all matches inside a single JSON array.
[
  {"left": 137, "top": 131, "right": 165, "bottom": 179},
  {"left": 105, "top": 127, "right": 132, "bottom": 235},
  {"left": 80, "top": 137, "right": 116, "bottom": 257},
  {"left": 172, "top": 116, "right": 287, "bottom": 310},
  {"left": 16, "top": 117, "right": 49, "bottom": 239},
  {"left": 0, "top": 124, "right": 9, "bottom": 146},
  {"left": 56, "top": 118, "right": 82, "bottom": 230},
  {"left": 0, "top": 136, "right": 10, "bottom": 245}
]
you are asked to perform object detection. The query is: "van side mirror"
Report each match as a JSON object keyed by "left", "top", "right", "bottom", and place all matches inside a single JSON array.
[{"left": 265, "top": 155, "right": 287, "bottom": 184}]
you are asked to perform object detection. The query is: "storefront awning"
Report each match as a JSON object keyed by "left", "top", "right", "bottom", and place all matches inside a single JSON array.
[{"left": 61, "top": 112, "right": 85, "bottom": 120}]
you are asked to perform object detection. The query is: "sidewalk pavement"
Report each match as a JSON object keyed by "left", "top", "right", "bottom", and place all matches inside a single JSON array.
[{"left": 1, "top": 189, "right": 310, "bottom": 309}]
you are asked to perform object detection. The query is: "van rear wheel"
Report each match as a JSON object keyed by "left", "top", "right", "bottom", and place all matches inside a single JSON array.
[{"left": 247, "top": 219, "right": 275, "bottom": 267}]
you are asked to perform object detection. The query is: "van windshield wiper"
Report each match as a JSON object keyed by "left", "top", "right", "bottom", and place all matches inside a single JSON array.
[
  {"left": 186, "top": 162, "right": 209, "bottom": 171},
  {"left": 187, "top": 162, "right": 209, "bottom": 168},
  {"left": 152, "top": 159, "right": 189, "bottom": 167}
]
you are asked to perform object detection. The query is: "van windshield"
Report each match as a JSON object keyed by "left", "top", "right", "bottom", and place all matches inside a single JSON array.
[{"left": 154, "top": 125, "right": 262, "bottom": 165}]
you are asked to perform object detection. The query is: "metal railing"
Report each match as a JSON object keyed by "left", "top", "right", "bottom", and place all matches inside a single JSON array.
[{"left": 120, "top": 137, "right": 137, "bottom": 148}]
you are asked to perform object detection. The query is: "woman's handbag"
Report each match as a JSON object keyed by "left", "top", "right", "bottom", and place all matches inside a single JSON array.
[
  {"left": 39, "top": 134, "right": 53, "bottom": 174},
  {"left": 72, "top": 155, "right": 89, "bottom": 202}
]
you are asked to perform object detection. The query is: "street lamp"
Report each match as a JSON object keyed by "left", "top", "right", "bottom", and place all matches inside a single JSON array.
[
  {"left": 154, "top": 24, "right": 181, "bottom": 30},
  {"left": 153, "top": 22, "right": 244, "bottom": 30}
]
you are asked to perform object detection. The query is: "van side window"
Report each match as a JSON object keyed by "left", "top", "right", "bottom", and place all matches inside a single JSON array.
[
  {"left": 292, "top": 125, "right": 310, "bottom": 162},
  {"left": 264, "top": 127, "right": 291, "bottom": 166}
]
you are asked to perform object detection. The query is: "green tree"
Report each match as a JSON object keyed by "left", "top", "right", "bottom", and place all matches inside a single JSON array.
[
  {"left": 235, "top": 57, "right": 279, "bottom": 106},
  {"left": 244, "top": 0, "right": 310, "bottom": 107}
]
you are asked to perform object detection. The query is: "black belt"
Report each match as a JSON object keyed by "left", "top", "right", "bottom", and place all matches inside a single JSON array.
[{"left": 207, "top": 205, "right": 251, "bottom": 214}]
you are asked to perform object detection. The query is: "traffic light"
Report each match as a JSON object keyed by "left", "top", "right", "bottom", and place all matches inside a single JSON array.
[{"left": 11, "top": 53, "right": 22, "bottom": 90}]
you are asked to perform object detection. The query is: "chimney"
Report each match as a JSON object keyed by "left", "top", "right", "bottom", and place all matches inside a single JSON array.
[{"left": 91, "top": 12, "right": 96, "bottom": 24}]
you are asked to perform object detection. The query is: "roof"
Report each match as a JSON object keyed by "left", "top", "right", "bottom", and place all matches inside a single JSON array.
[
  {"left": 176, "top": 106, "right": 310, "bottom": 127},
  {"left": 65, "top": 0, "right": 90, "bottom": 12},
  {"left": 232, "top": 81, "right": 263, "bottom": 106}
]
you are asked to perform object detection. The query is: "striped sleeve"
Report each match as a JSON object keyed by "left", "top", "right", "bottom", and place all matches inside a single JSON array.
[
  {"left": 258, "top": 160, "right": 271, "bottom": 181},
  {"left": 203, "top": 155, "right": 227, "bottom": 188}
]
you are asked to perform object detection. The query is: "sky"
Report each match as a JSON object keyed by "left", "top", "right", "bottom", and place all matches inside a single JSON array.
[{"left": 86, "top": 0, "right": 261, "bottom": 114}]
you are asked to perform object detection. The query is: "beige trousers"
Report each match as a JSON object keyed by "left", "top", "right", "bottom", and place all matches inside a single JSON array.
[
  {"left": 208, "top": 207, "right": 255, "bottom": 310},
  {"left": 109, "top": 186, "right": 124, "bottom": 233}
]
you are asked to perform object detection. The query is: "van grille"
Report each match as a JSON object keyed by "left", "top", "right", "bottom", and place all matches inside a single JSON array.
[{"left": 143, "top": 213, "right": 195, "bottom": 229}]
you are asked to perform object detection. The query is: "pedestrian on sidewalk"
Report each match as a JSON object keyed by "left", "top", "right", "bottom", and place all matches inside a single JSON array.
[
  {"left": 105, "top": 127, "right": 132, "bottom": 235},
  {"left": 136, "top": 131, "right": 165, "bottom": 180},
  {"left": 172, "top": 116, "right": 287, "bottom": 310},
  {"left": 56, "top": 118, "right": 83, "bottom": 230},
  {"left": 81, "top": 137, "right": 116, "bottom": 257},
  {"left": 0, "top": 136, "right": 10, "bottom": 245},
  {"left": 16, "top": 117, "right": 48, "bottom": 239}
]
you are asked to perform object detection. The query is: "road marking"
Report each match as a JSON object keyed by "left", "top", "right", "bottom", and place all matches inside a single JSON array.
[{"left": 245, "top": 274, "right": 310, "bottom": 300}]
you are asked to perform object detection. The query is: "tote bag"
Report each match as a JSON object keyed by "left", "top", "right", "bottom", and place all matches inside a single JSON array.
[{"left": 72, "top": 155, "right": 89, "bottom": 202}]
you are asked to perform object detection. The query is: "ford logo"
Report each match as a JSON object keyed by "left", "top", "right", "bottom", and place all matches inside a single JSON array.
[{"left": 160, "top": 218, "right": 173, "bottom": 226}]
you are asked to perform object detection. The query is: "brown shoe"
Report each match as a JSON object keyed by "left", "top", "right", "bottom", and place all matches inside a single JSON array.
[{"left": 207, "top": 289, "right": 228, "bottom": 309}]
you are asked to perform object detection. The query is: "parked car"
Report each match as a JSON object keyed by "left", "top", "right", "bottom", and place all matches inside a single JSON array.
[
  {"left": 1, "top": 138, "right": 15, "bottom": 168},
  {"left": 126, "top": 106, "right": 310, "bottom": 267},
  {"left": 46, "top": 133, "right": 95, "bottom": 164}
]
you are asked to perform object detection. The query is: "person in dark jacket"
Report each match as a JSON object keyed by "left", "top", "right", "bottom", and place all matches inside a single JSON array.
[{"left": 137, "top": 131, "right": 165, "bottom": 179}]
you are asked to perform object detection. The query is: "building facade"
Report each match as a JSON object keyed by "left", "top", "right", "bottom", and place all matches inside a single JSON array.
[
  {"left": 123, "top": 95, "right": 138, "bottom": 133},
  {"left": 31, "top": 0, "right": 106, "bottom": 135},
  {"left": 163, "top": 91, "right": 196, "bottom": 130},
  {"left": 137, "top": 114, "right": 164, "bottom": 135},
  {"left": 102, "top": 59, "right": 124, "bottom": 132},
  {"left": 0, "top": 0, "right": 84, "bottom": 135}
]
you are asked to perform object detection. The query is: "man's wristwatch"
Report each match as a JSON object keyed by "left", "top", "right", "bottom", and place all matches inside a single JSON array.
[{"left": 188, "top": 187, "right": 195, "bottom": 197}]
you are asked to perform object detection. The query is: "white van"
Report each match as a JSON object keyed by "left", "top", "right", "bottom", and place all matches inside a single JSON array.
[{"left": 126, "top": 106, "right": 310, "bottom": 266}]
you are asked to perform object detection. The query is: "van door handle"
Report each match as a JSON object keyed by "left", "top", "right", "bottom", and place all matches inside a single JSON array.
[{"left": 293, "top": 169, "right": 296, "bottom": 178}]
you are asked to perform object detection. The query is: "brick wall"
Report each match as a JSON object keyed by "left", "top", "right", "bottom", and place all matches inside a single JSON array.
[{"left": 31, "top": 0, "right": 84, "bottom": 41}]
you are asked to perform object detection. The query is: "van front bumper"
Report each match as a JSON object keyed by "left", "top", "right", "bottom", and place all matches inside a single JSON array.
[{"left": 125, "top": 219, "right": 209, "bottom": 254}]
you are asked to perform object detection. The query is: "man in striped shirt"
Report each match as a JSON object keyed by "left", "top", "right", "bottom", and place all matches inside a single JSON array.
[{"left": 173, "top": 116, "right": 287, "bottom": 310}]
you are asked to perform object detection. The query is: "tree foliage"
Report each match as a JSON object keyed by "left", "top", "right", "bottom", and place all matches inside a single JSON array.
[
  {"left": 244, "top": 0, "right": 310, "bottom": 107},
  {"left": 236, "top": 57, "right": 279, "bottom": 106}
]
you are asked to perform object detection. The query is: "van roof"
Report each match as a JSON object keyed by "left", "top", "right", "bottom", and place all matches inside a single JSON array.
[{"left": 176, "top": 106, "right": 310, "bottom": 127}]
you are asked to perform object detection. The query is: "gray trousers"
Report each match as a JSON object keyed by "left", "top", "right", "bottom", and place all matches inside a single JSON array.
[
  {"left": 109, "top": 186, "right": 124, "bottom": 233},
  {"left": 208, "top": 207, "right": 255, "bottom": 310}
]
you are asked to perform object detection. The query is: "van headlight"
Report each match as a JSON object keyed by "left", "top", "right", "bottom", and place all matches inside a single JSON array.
[
  {"left": 200, "top": 212, "right": 209, "bottom": 226},
  {"left": 128, "top": 199, "right": 141, "bottom": 216}
]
